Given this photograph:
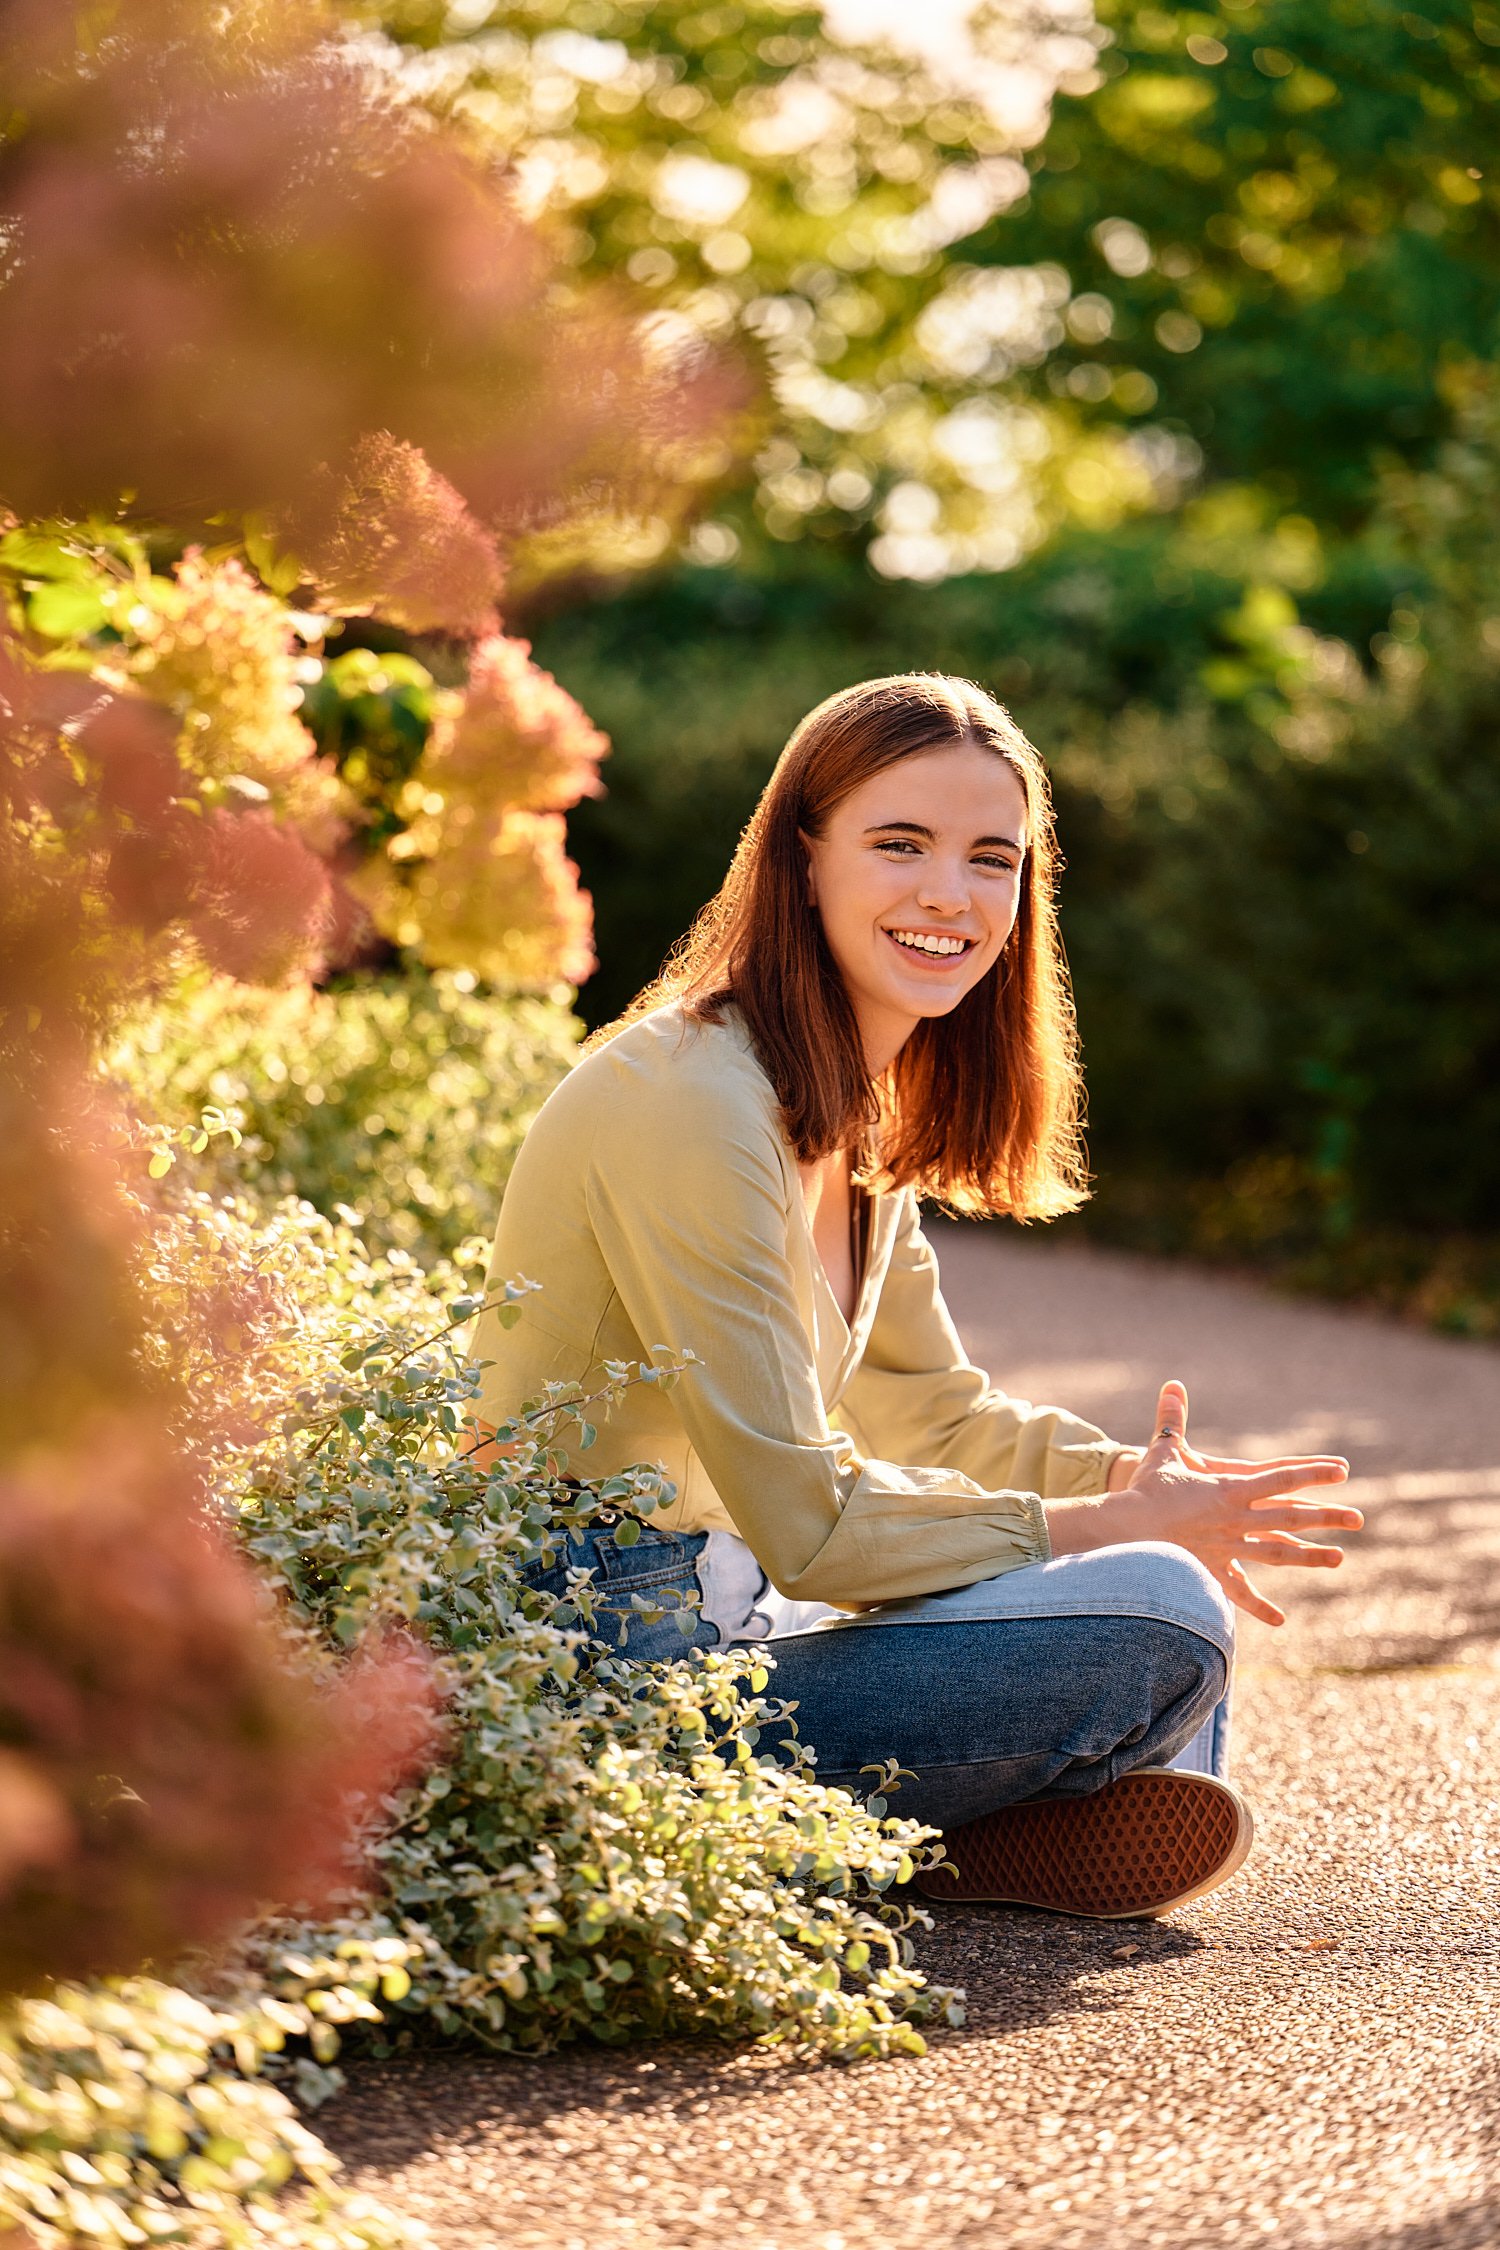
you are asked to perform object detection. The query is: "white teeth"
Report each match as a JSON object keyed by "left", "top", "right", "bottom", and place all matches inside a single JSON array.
[{"left": 889, "top": 929, "right": 970, "bottom": 958}]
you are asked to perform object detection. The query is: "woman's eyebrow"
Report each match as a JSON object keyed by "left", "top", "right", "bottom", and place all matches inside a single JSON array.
[{"left": 862, "top": 819, "right": 1025, "bottom": 851}]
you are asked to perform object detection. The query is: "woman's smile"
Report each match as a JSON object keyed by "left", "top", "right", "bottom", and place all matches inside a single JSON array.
[{"left": 883, "top": 925, "right": 979, "bottom": 965}]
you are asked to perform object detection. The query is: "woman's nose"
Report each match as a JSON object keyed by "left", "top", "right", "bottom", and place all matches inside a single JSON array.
[{"left": 915, "top": 864, "right": 970, "bottom": 914}]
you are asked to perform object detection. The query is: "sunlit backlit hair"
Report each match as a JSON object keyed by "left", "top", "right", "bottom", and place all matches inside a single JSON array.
[{"left": 603, "top": 673, "right": 1089, "bottom": 1220}]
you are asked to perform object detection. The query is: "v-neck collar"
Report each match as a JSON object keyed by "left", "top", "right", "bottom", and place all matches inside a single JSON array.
[
  {"left": 711, "top": 1000, "right": 887, "bottom": 1385},
  {"left": 800, "top": 1162, "right": 867, "bottom": 1337},
  {"left": 799, "top": 1171, "right": 898, "bottom": 1405}
]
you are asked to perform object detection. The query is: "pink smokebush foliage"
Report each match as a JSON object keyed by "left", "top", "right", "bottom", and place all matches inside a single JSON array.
[
  {"left": 0, "top": 0, "right": 719, "bottom": 533},
  {"left": 0, "top": 0, "right": 719, "bottom": 1987},
  {"left": 302, "top": 431, "right": 506, "bottom": 639}
]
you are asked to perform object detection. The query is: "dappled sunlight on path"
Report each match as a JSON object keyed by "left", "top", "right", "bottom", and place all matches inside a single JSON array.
[{"left": 937, "top": 1226, "right": 1500, "bottom": 1675}]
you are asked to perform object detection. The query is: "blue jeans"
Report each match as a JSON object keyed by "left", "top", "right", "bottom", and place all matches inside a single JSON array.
[{"left": 523, "top": 1526, "right": 1232, "bottom": 1833}]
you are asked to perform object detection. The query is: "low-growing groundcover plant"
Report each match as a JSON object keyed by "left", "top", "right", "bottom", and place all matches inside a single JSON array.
[
  {"left": 0, "top": 1946, "right": 424, "bottom": 2250},
  {"left": 1, "top": 1181, "right": 960, "bottom": 2249},
  {"left": 241, "top": 1280, "right": 958, "bottom": 2059}
]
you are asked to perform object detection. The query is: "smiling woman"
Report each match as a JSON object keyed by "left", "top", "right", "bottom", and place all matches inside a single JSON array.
[
  {"left": 616, "top": 675, "right": 1088, "bottom": 1223},
  {"left": 467, "top": 674, "right": 1358, "bottom": 1920}
]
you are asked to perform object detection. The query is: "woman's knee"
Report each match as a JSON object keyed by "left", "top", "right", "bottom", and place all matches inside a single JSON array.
[
  {"left": 1061, "top": 1612, "right": 1226, "bottom": 1741},
  {"left": 1143, "top": 1616, "right": 1227, "bottom": 1706},
  {"left": 1072, "top": 1539, "right": 1235, "bottom": 1659}
]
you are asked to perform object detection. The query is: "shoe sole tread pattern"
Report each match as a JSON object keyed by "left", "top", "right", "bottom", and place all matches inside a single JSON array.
[{"left": 913, "top": 1770, "right": 1254, "bottom": 1920}]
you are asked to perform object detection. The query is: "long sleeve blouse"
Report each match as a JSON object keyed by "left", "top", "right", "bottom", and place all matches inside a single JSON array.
[{"left": 468, "top": 1003, "right": 1125, "bottom": 1610}]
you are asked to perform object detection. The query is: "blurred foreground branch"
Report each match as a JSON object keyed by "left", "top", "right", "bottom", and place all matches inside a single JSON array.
[{"left": 0, "top": 0, "right": 724, "bottom": 1991}]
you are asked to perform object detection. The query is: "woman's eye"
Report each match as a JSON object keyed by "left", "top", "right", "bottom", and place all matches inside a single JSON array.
[
  {"left": 874, "top": 838, "right": 919, "bottom": 857},
  {"left": 974, "top": 854, "right": 1017, "bottom": 874}
]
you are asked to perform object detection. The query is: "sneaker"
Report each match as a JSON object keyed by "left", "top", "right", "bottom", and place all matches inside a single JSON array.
[{"left": 912, "top": 1768, "right": 1254, "bottom": 1920}]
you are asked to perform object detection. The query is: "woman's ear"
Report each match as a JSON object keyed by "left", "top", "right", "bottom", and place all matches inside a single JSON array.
[{"left": 797, "top": 827, "right": 819, "bottom": 906}]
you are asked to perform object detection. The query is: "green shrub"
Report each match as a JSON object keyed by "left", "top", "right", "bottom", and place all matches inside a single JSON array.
[
  {"left": 0, "top": 1947, "right": 420, "bottom": 2249},
  {"left": 1039, "top": 384, "right": 1500, "bottom": 1309},
  {"left": 138, "top": 1178, "right": 959, "bottom": 2059},
  {"left": 238, "top": 1261, "right": 959, "bottom": 2061},
  {"left": 157, "top": 1187, "right": 952, "bottom": 2060},
  {"left": 133, "top": 1178, "right": 458, "bottom": 1500},
  {"left": 111, "top": 969, "right": 580, "bottom": 1260}
]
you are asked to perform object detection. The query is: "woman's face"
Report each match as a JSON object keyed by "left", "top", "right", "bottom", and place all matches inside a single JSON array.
[{"left": 803, "top": 739, "right": 1029, "bottom": 1072}]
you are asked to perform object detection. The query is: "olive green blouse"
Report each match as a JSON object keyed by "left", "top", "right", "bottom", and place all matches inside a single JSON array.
[{"left": 468, "top": 1003, "right": 1125, "bottom": 1611}]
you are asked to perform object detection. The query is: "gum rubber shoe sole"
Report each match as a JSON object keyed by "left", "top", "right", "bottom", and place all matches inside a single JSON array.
[{"left": 913, "top": 1769, "right": 1255, "bottom": 1920}]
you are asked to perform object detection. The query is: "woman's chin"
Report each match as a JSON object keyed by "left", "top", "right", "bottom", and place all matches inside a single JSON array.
[{"left": 884, "top": 978, "right": 980, "bottom": 1022}]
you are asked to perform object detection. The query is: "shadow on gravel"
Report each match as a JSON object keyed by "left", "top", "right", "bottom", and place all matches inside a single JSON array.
[
  {"left": 1276, "top": 1489, "right": 1500, "bottom": 1671},
  {"left": 319, "top": 1913, "right": 1206, "bottom": 2175},
  {"left": 911, "top": 1903, "right": 1207, "bottom": 2040}
]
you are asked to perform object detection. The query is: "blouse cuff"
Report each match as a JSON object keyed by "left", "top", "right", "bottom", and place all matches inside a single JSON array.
[
  {"left": 1048, "top": 1436, "right": 1128, "bottom": 1500},
  {"left": 1020, "top": 1486, "right": 1052, "bottom": 1565}
]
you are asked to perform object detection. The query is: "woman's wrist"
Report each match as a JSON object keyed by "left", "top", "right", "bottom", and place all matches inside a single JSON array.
[{"left": 1043, "top": 1489, "right": 1145, "bottom": 1557}]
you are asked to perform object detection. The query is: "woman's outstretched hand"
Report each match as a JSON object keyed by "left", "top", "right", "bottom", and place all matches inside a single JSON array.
[{"left": 1048, "top": 1379, "right": 1361, "bottom": 1627}]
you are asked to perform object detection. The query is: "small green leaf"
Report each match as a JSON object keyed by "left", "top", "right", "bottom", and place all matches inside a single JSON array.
[
  {"left": 612, "top": 1516, "right": 641, "bottom": 1547},
  {"left": 147, "top": 1150, "right": 174, "bottom": 1179},
  {"left": 0, "top": 530, "right": 84, "bottom": 576},
  {"left": 28, "top": 578, "right": 109, "bottom": 638}
]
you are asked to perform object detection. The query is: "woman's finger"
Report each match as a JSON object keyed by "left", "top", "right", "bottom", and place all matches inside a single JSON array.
[
  {"left": 1235, "top": 1530, "right": 1347, "bottom": 1568},
  {"left": 1150, "top": 1378, "right": 1190, "bottom": 1452},
  {"left": 1222, "top": 1556, "right": 1285, "bottom": 1628},
  {"left": 1243, "top": 1501, "right": 1365, "bottom": 1531},
  {"left": 1194, "top": 1450, "right": 1350, "bottom": 1478},
  {"left": 1238, "top": 1460, "right": 1351, "bottom": 1503}
]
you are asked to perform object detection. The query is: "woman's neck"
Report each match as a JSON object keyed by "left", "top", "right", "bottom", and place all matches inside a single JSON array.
[{"left": 851, "top": 998, "right": 915, "bottom": 1080}]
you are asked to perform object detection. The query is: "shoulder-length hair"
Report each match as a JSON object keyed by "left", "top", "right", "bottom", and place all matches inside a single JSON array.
[{"left": 599, "top": 673, "right": 1088, "bottom": 1220}]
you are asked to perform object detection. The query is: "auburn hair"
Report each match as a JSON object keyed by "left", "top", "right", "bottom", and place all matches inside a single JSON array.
[{"left": 599, "top": 673, "right": 1088, "bottom": 1220}]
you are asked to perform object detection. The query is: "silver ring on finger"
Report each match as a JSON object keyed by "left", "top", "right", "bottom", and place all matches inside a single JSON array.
[{"left": 1155, "top": 1427, "right": 1182, "bottom": 1444}]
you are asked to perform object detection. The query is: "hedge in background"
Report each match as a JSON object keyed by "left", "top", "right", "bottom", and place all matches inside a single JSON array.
[{"left": 112, "top": 969, "right": 580, "bottom": 1263}]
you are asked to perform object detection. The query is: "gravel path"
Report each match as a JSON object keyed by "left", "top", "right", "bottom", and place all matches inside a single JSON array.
[{"left": 322, "top": 1232, "right": 1500, "bottom": 2249}]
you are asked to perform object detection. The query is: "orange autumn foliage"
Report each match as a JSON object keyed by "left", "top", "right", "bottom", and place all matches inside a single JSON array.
[{"left": 363, "top": 635, "right": 608, "bottom": 986}]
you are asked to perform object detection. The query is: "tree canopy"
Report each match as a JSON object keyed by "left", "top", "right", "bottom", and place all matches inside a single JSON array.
[
  {"left": 372, "top": 0, "right": 1500, "bottom": 583},
  {"left": 1000, "top": 0, "right": 1500, "bottom": 526}
]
